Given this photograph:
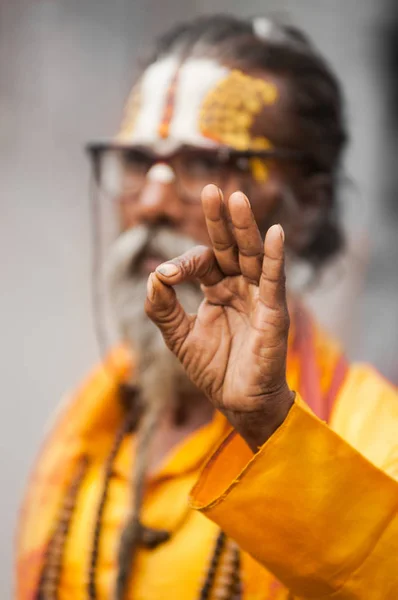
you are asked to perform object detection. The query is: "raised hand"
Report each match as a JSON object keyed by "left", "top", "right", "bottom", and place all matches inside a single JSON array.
[{"left": 145, "top": 184, "right": 295, "bottom": 451}]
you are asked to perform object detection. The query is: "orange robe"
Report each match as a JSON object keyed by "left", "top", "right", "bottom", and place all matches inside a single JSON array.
[{"left": 16, "top": 314, "right": 398, "bottom": 599}]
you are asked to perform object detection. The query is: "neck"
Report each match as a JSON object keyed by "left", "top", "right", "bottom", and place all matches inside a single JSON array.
[
  {"left": 165, "top": 388, "right": 215, "bottom": 429},
  {"left": 147, "top": 390, "right": 214, "bottom": 474}
]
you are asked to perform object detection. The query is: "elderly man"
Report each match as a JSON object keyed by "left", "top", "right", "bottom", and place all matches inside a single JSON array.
[{"left": 17, "top": 14, "right": 398, "bottom": 600}]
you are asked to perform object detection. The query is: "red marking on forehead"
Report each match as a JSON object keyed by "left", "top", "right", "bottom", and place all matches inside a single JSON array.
[{"left": 158, "top": 66, "right": 182, "bottom": 139}]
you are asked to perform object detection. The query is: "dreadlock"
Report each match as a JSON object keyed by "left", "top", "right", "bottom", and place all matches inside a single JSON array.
[{"left": 115, "top": 14, "right": 348, "bottom": 598}]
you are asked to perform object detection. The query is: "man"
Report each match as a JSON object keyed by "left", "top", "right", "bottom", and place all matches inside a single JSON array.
[{"left": 16, "top": 15, "right": 398, "bottom": 600}]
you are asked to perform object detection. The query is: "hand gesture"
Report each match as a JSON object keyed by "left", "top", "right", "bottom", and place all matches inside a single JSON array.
[{"left": 145, "top": 184, "right": 295, "bottom": 450}]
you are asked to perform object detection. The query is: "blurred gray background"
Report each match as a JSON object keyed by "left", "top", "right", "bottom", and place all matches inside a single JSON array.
[{"left": 1, "top": 0, "right": 397, "bottom": 596}]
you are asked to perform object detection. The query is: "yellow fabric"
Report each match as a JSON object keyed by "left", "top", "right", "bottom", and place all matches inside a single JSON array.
[
  {"left": 58, "top": 409, "right": 229, "bottom": 599},
  {"left": 15, "top": 322, "right": 398, "bottom": 599},
  {"left": 15, "top": 346, "right": 132, "bottom": 600},
  {"left": 191, "top": 367, "right": 398, "bottom": 599}
]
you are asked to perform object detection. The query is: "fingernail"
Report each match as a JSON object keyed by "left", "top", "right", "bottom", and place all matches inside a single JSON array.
[
  {"left": 278, "top": 224, "right": 285, "bottom": 242},
  {"left": 239, "top": 191, "right": 250, "bottom": 207},
  {"left": 147, "top": 273, "right": 156, "bottom": 301},
  {"left": 230, "top": 190, "right": 249, "bottom": 207},
  {"left": 156, "top": 262, "right": 179, "bottom": 277}
]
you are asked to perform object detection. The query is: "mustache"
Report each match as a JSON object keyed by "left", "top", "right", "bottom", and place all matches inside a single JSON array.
[{"left": 104, "top": 225, "right": 199, "bottom": 289}]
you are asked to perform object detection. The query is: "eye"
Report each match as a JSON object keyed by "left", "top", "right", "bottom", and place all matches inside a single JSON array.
[
  {"left": 180, "top": 153, "right": 221, "bottom": 178},
  {"left": 123, "top": 149, "right": 153, "bottom": 174},
  {"left": 97, "top": 148, "right": 153, "bottom": 197}
]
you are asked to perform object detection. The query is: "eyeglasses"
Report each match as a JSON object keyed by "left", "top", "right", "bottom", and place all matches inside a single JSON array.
[{"left": 86, "top": 143, "right": 306, "bottom": 205}]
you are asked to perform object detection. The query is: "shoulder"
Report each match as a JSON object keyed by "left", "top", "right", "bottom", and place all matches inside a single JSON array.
[
  {"left": 16, "top": 346, "right": 133, "bottom": 562},
  {"left": 331, "top": 364, "right": 398, "bottom": 477},
  {"left": 36, "top": 346, "right": 132, "bottom": 451},
  {"left": 21, "top": 345, "right": 133, "bottom": 523}
]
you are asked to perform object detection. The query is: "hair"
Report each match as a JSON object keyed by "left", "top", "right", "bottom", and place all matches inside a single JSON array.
[
  {"left": 115, "top": 15, "right": 349, "bottom": 598},
  {"left": 139, "top": 14, "right": 349, "bottom": 269}
]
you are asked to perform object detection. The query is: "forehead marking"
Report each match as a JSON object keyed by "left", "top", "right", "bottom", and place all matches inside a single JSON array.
[
  {"left": 158, "top": 67, "right": 181, "bottom": 140},
  {"left": 117, "top": 56, "right": 179, "bottom": 146},
  {"left": 169, "top": 59, "right": 230, "bottom": 148},
  {"left": 199, "top": 69, "right": 278, "bottom": 151},
  {"left": 117, "top": 58, "right": 279, "bottom": 155}
]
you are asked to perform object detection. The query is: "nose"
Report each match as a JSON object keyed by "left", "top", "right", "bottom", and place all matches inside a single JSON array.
[
  {"left": 120, "top": 181, "right": 182, "bottom": 230},
  {"left": 134, "top": 175, "right": 183, "bottom": 228}
]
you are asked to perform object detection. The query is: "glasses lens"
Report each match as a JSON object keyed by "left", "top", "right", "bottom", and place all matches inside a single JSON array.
[
  {"left": 94, "top": 148, "right": 153, "bottom": 199},
  {"left": 175, "top": 151, "right": 228, "bottom": 202}
]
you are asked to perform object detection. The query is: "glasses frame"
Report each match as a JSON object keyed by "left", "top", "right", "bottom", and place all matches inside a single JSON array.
[{"left": 86, "top": 142, "right": 308, "bottom": 203}]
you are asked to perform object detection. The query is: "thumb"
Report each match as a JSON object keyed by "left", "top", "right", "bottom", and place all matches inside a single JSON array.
[{"left": 145, "top": 273, "right": 192, "bottom": 354}]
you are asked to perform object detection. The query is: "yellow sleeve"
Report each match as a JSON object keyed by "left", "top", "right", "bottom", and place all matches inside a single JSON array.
[{"left": 190, "top": 367, "right": 398, "bottom": 599}]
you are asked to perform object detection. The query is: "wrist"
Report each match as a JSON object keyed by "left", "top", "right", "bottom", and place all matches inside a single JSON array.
[{"left": 223, "top": 385, "right": 295, "bottom": 453}]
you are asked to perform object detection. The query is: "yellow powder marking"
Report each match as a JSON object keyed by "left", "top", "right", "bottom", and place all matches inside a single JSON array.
[
  {"left": 250, "top": 158, "right": 269, "bottom": 183},
  {"left": 199, "top": 70, "right": 278, "bottom": 153}
]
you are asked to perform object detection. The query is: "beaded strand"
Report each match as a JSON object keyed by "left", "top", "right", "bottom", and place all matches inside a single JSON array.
[
  {"left": 211, "top": 536, "right": 241, "bottom": 600},
  {"left": 199, "top": 532, "right": 242, "bottom": 600},
  {"left": 199, "top": 531, "right": 227, "bottom": 600},
  {"left": 37, "top": 396, "right": 242, "bottom": 600},
  {"left": 38, "top": 455, "right": 89, "bottom": 600},
  {"left": 88, "top": 410, "right": 135, "bottom": 600}
]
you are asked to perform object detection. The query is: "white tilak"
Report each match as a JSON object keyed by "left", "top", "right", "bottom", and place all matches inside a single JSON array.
[
  {"left": 124, "top": 57, "right": 230, "bottom": 153},
  {"left": 127, "top": 55, "right": 178, "bottom": 151},
  {"left": 170, "top": 58, "right": 229, "bottom": 147}
]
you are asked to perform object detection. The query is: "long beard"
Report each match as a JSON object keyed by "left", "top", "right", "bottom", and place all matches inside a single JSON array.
[
  {"left": 104, "top": 225, "right": 203, "bottom": 412},
  {"left": 104, "top": 226, "right": 205, "bottom": 598}
]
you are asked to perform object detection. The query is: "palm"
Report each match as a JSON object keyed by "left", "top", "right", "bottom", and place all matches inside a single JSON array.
[
  {"left": 146, "top": 185, "right": 290, "bottom": 416},
  {"left": 178, "top": 275, "right": 286, "bottom": 411}
]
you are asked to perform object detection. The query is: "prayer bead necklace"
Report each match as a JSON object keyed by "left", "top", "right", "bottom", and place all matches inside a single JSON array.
[
  {"left": 88, "top": 411, "right": 135, "bottom": 599},
  {"left": 38, "top": 410, "right": 242, "bottom": 599},
  {"left": 199, "top": 532, "right": 242, "bottom": 599},
  {"left": 38, "top": 456, "right": 89, "bottom": 599}
]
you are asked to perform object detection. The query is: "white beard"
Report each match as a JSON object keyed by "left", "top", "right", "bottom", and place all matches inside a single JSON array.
[{"left": 104, "top": 225, "right": 203, "bottom": 412}]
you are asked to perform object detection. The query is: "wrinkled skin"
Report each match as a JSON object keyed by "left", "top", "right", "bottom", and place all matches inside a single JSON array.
[{"left": 145, "top": 184, "right": 295, "bottom": 452}]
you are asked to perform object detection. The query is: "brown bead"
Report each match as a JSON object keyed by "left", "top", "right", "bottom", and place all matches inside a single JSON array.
[
  {"left": 41, "top": 580, "right": 57, "bottom": 597},
  {"left": 215, "top": 575, "right": 234, "bottom": 589},
  {"left": 211, "top": 585, "right": 230, "bottom": 600},
  {"left": 220, "top": 554, "right": 235, "bottom": 568},
  {"left": 219, "top": 564, "right": 235, "bottom": 575}
]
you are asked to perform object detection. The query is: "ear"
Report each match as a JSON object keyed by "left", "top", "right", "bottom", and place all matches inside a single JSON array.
[
  {"left": 297, "top": 173, "right": 332, "bottom": 228},
  {"left": 287, "top": 173, "right": 333, "bottom": 252},
  {"left": 302, "top": 173, "right": 333, "bottom": 210}
]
